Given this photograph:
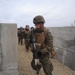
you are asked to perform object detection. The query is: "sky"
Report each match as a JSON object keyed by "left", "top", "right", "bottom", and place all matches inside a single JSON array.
[{"left": 0, "top": 0, "right": 75, "bottom": 28}]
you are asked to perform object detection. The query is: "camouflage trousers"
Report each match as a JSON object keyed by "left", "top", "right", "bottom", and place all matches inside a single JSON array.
[
  {"left": 40, "top": 53, "right": 53, "bottom": 75},
  {"left": 31, "top": 52, "right": 53, "bottom": 75},
  {"left": 18, "top": 36, "right": 23, "bottom": 45},
  {"left": 24, "top": 38, "right": 30, "bottom": 51}
]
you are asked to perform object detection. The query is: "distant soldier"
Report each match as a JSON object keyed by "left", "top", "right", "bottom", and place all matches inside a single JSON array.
[
  {"left": 17, "top": 28, "right": 20, "bottom": 44},
  {"left": 29, "top": 15, "right": 56, "bottom": 75},
  {"left": 24, "top": 25, "right": 30, "bottom": 51},
  {"left": 18, "top": 27, "right": 24, "bottom": 45}
]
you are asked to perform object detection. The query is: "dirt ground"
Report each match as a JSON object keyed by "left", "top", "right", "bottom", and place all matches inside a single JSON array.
[{"left": 18, "top": 44, "right": 75, "bottom": 75}]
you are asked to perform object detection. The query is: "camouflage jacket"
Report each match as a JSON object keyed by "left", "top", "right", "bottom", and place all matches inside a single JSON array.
[
  {"left": 30, "top": 27, "right": 54, "bottom": 54},
  {"left": 24, "top": 29, "right": 30, "bottom": 38},
  {"left": 40, "top": 27, "right": 54, "bottom": 54}
]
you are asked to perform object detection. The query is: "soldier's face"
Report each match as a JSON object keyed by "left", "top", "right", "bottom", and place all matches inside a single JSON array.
[
  {"left": 26, "top": 26, "right": 29, "bottom": 29},
  {"left": 35, "top": 23, "right": 44, "bottom": 29}
]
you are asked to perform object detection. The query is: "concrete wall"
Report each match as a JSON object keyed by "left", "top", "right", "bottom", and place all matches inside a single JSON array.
[
  {"left": 48, "top": 26, "right": 75, "bottom": 70},
  {"left": 0, "top": 23, "right": 18, "bottom": 75}
]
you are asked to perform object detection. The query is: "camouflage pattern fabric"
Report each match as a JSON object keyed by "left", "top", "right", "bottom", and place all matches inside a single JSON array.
[
  {"left": 40, "top": 55, "right": 53, "bottom": 75},
  {"left": 30, "top": 27, "right": 55, "bottom": 75},
  {"left": 17, "top": 28, "right": 25, "bottom": 45},
  {"left": 33, "top": 15, "right": 45, "bottom": 24},
  {"left": 24, "top": 29, "right": 30, "bottom": 51}
]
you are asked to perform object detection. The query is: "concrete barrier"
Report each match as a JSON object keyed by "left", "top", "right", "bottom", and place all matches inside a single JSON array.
[
  {"left": 0, "top": 23, "right": 18, "bottom": 75},
  {"left": 49, "top": 26, "right": 75, "bottom": 70}
]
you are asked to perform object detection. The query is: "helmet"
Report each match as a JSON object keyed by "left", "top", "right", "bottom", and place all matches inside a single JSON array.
[
  {"left": 25, "top": 25, "right": 29, "bottom": 30},
  {"left": 25, "top": 25, "right": 29, "bottom": 28},
  {"left": 20, "top": 27, "right": 22, "bottom": 28},
  {"left": 26, "top": 25, "right": 29, "bottom": 27},
  {"left": 33, "top": 15, "right": 45, "bottom": 24}
]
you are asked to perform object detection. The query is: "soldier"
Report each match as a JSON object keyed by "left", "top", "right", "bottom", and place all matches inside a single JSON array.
[
  {"left": 24, "top": 25, "right": 30, "bottom": 52},
  {"left": 18, "top": 27, "right": 24, "bottom": 45},
  {"left": 17, "top": 28, "right": 21, "bottom": 44},
  {"left": 30, "top": 15, "right": 56, "bottom": 75}
]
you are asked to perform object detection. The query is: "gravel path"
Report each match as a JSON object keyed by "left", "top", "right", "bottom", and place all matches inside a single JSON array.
[{"left": 18, "top": 44, "right": 75, "bottom": 75}]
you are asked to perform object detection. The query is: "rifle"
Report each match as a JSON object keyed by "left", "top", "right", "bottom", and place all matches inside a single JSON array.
[{"left": 31, "top": 27, "right": 41, "bottom": 75}]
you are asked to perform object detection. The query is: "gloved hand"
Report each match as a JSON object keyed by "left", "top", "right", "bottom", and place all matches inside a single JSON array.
[
  {"left": 36, "top": 43, "right": 41, "bottom": 52},
  {"left": 30, "top": 43, "right": 41, "bottom": 52},
  {"left": 51, "top": 50, "right": 56, "bottom": 59},
  {"left": 40, "top": 48, "right": 49, "bottom": 54}
]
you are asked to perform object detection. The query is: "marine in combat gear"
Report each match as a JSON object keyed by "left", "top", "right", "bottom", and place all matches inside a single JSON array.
[
  {"left": 24, "top": 25, "right": 30, "bottom": 52},
  {"left": 29, "top": 15, "right": 56, "bottom": 75}
]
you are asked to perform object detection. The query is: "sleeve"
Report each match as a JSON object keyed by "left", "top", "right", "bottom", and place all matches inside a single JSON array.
[
  {"left": 46, "top": 30, "right": 54, "bottom": 52},
  {"left": 40, "top": 30, "right": 54, "bottom": 54}
]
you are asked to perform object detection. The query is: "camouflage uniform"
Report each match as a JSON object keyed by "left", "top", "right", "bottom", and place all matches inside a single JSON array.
[
  {"left": 18, "top": 27, "right": 24, "bottom": 45},
  {"left": 30, "top": 15, "right": 55, "bottom": 75},
  {"left": 40, "top": 28, "right": 53, "bottom": 75},
  {"left": 24, "top": 25, "right": 30, "bottom": 51},
  {"left": 17, "top": 28, "right": 20, "bottom": 44}
]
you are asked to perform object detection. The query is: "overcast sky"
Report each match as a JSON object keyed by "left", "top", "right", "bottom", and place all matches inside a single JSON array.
[{"left": 0, "top": 0, "right": 75, "bottom": 28}]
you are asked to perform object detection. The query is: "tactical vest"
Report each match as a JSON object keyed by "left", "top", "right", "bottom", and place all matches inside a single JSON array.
[{"left": 34, "top": 27, "right": 48, "bottom": 49}]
